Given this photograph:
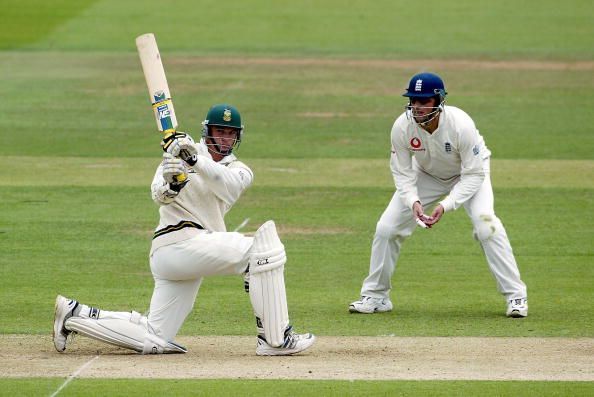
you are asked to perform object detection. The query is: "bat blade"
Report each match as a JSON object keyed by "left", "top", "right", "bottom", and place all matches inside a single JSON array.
[
  {"left": 135, "top": 33, "right": 178, "bottom": 134},
  {"left": 136, "top": 33, "right": 186, "bottom": 183}
]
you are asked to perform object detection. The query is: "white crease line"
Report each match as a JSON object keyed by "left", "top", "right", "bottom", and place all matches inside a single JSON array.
[
  {"left": 268, "top": 167, "right": 298, "bottom": 173},
  {"left": 50, "top": 355, "right": 99, "bottom": 397},
  {"left": 233, "top": 218, "right": 250, "bottom": 232}
]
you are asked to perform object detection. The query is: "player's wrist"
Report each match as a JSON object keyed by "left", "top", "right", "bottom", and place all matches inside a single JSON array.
[{"left": 438, "top": 199, "right": 453, "bottom": 212}]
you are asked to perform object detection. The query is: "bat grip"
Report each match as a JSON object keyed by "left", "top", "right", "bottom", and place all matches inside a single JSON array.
[{"left": 174, "top": 173, "right": 187, "bottom": 183}]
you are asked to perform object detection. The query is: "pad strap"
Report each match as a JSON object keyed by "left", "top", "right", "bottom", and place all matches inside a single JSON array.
[{"left": 65, "top": 312, "right": 186, "bottom": 354}]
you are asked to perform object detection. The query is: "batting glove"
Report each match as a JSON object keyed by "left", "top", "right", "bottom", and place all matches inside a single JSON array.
[
  {"left": 165, "top": 133, "right": 199, "bottom": 161},
  {"left": 152, "top": 181, "right": 179, "bottom": 204},
  {"left": 162, "top": 152, "right": 188, "bottom": 188}
]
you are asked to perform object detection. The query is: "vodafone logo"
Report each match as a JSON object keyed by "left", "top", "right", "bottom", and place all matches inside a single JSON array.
[{"left": 409, "top": 137, "right": 425, "bottom": 152}]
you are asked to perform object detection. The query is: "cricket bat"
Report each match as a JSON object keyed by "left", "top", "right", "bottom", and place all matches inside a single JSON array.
[{"left": 135, "top": 33, "right": 186, "bottom": 182}]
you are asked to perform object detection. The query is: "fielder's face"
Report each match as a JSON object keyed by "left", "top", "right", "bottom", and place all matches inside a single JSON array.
[{"left": 409, "top": 96, "right": 438, "bottom": 125}]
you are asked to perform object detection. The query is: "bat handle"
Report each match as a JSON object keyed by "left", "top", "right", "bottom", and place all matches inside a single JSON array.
[{"left": 174, "top": 173, "right": 187, "bottom": 183}]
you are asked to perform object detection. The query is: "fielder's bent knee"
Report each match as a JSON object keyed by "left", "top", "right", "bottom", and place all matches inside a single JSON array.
[
  {"left": 472, "top": 214, "right": 503, "bottom": 241},
  {"left": 375, "top": 221, "right": 396, "bottom": 239},
  {"left": 375, "top": 220, "right": 412, "bottom": 240}
]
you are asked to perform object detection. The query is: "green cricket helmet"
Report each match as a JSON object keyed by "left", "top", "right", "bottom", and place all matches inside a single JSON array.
[{"left": 201, "top": 104, "right": 243, "bottom": 156}]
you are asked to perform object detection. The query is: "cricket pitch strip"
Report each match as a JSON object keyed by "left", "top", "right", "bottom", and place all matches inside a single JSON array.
[{"left": 1, "top": 335, "right": 593, "bottom": 381}]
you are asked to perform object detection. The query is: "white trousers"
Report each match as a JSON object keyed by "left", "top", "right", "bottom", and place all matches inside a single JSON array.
[
  {"left": 147, "top": 231, "right": 253, "bottom": 341},
  {"left": 360, "top": 159, "right": 527, "bottom": 302}
]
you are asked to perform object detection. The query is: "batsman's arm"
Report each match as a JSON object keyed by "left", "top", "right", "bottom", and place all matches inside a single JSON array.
[{"left": 190, "top": 157, "right": 253, "bottom": 205}]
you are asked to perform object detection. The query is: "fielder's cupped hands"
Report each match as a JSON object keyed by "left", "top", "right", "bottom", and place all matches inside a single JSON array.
[
  {"left": 412, "top": 201, "right": 432, "bottom": 229},
  {"left": 424, "top": 204, "right": 444, "bottom": 227}
]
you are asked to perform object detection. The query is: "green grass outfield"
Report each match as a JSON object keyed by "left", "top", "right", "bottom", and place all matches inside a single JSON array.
[
  {"left": 1, "top": 158, "right": 592, "bottom": 339},
  {"left": 4, "top": 379, "right": 594, "bottom": 397},
  {"left": 1, "top": 0, "right": 593, "bottom": 395}
]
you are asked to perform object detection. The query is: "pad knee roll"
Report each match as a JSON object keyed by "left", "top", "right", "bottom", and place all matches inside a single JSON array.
[{"left": 248, "top": 221, "right": 289, "bottom": 347}]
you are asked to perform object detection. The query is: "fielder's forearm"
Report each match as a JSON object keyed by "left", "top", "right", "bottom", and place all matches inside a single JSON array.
[
  {"left": 439, "top": 168, "right": 485, "bottom": 212},
  {"left": 439, "top": 129, "right": 487, "bottom": 212},
  {"left": 390, "top": 148, "right": 420, "bottom": 209}
]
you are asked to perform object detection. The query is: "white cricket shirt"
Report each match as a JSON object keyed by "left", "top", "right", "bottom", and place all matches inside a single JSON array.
[
  {"left": 150, "top": 145, "right": 253, "bottom": 252},
  {"left": 390, "top": 105, "right": 491, "bottom": 212}
]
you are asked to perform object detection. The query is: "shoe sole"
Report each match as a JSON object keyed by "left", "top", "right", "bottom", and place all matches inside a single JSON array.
[
  {"left": 256, "top": 335, "right": 316, "bottom": 356},
  {"left": 53, "top": 295, "right": 70, "bottom": 352},
  {"left": 349, "top": 305, "right": 372, "bottom": 314},
  {"left": 507, "top": 310, "right": 527, "bottom": 318},
  {"left": 348, "top": 305, "right": 392, "bottom": 314}
]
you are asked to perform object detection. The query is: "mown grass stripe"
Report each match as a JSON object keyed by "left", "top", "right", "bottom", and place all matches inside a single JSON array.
[{"left": 3, "top": 157, "right": 592, "bottom": 188}]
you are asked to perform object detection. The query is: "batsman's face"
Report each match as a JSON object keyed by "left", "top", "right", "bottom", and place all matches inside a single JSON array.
[
  {"left": 206, "top": 126, "right": 240, "bottom": 161},
  {"left": 210, "top": 126, "right": 238, "bottom": 150}
]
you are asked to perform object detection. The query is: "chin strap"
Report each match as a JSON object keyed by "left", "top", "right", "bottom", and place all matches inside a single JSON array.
[
  {"left": 406, "top": 101, "right": 445, "bottom": 127},
  {"left": 205, "top": 138, "right": 234, "bottom": 156}
]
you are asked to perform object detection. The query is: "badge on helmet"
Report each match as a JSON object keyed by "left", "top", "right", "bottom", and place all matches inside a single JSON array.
[
  {"left": 403, "top": 72, "right": 447, "bottom": 101},
  {"left": 201, "top": 104, "right": 244, "bottom": 156}
]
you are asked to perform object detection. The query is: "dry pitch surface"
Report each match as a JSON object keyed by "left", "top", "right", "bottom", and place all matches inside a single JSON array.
[{"left": 2, "top": 335, "right": 593, "bottom": 381}]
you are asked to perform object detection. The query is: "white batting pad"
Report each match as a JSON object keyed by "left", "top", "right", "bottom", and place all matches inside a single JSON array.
[
  {"left": 249, "top": 220, "right": 289, "bottom": 347},
  {"left": 65, "top": 311, "right": 186, "bottom": 354}
]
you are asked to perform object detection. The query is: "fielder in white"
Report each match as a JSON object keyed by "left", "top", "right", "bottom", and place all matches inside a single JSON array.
[
  {"left": 53, "top": 104, "right": 315, "bottom": 355},
  {"left": 349, "top": 73, "right": 528, "bottom": 318}
]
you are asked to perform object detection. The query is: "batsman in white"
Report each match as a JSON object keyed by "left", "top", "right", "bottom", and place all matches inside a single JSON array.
[
  {"left": 53, "top": 104, "right": 315, "bottom": 355},
  {"left": 349, "top": 73, "right": 528, "bottom": 318}
]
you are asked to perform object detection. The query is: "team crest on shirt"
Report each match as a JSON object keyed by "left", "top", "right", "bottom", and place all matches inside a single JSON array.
[
  {"left": 409, "top": 137, "right": 425, "bottom": 152},
  {"left": 444, "top": 142, "right": 452, "bottom": 153},
  {"left": 473, "top": 145, "right": 480, "bottom": 155}
]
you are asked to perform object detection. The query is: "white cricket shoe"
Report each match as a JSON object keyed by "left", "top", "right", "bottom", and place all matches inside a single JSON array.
[
  {"left": 506, "top": 298, "right": 528, "bottom": 318},
  {"left": 53, "top": 295, "right": 78, "bottom": 352},
  {"left": 256, "top": 326, "right": 316, "bottom": 356},
  {"left": 349, "top": 296, "right": 393, "bottom": 314}
]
